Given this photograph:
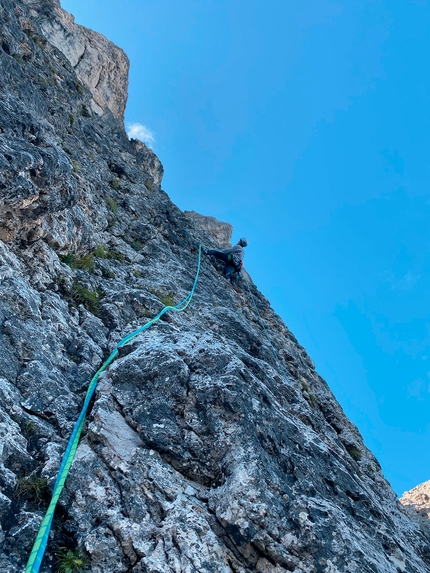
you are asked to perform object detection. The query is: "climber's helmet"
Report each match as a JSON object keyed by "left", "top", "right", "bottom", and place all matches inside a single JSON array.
[{"left": 239, "top": 238, "right": 248, "bottom": 247}]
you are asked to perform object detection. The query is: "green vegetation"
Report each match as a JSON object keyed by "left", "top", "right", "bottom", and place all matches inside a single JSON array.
[
  {"left": 150, "top": 289, "right": 175, "bottom": 307},
  {"left": 105, "top": 196, "right": 118, "bottom": 214},
  {"left": 74, "top": 254, "right": 94, "bottom": 270},
  {"left": 144, "top": 180, "right": 153, "bottom": 192},
  {"left": 15, "top": 475, "right": 49, "bottom": 505},
  {"left": 69, "top": 113, "right": 75, "bottom": 127},
  {"left": 72, "top": 79, "right": 85, "bottom": 95},
  {"left": 101, "top": 267, "right": 115, "bottom": 279},
  {"left": 307, "top": 393, "right": 318, "bottom": 408},
  {"left": 129, "top": 240, "right": 144, "bottom": 251},
  {"left": 60, "top": 245, "right": 125, "bottom": 273},
  {"left": 299, "top": 379, "right": 310, "bottom": 392},
  {"left": 71, "top": 160, "right": 79, "bottom": 173},
  {"left": 60, "top": 253, "right": 94, "bottom": 272},
  {"left": 110, "top": 178, "right": 120, "bottom": 189},
  {"left": 23, "top": 420, "right": 36, "bottom": 437},
  {"left": 107, "top": 249, "right": 124, "bottom": 261},
  {"left": 56, "top": 547, "right": 88, "bottom": 573},
  {"left": 347, "top": 447, "right": 362, "bottom": 462},
  {"left": 93, "top": 244, "right": 124, "bottom": 261},
  {"left": 60, "top": 253, "right": 75, "bottom": 266},
  {"left": 137, "top": 309, "right": 153, "bottom": 318},
  {"left": 71, "top": 283, "right": 102, "bottom": 316},
  {"left": 93, "top": 245, "right": 108, "bottom": 258},
  {"left": 23, "top": 29, "right": 45, "bottom": 49},
  {"left": 47, "top": 240, "right": 59, "bottom": 251}
]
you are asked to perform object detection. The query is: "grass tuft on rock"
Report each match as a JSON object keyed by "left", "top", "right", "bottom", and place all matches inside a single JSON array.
[
  {"left": 56, "top": 546, "right": 89, "bottom": 573},
  {"left": 60, "top": 253, "right": 94, "bottom": 272},
  {"left": 15, "top": 474, "right": 49, "bottom": 506},
  {"left": 105, "top": 195, "right": 118, "bottom": 214},
  {"left": 347, "top": 447, "right": 362, "bottom": 462},
  {"left": 150, "top": 289, "right": 175, "bottom": 307},
  {"left": 71, "top": 283, "right": 102, "bottom": 316},
  {"left": 130, "top": 240, "right": 145, "bottom": 251},
  {"left": 94, "top": 244, "right": 125, "bottom": 261}
]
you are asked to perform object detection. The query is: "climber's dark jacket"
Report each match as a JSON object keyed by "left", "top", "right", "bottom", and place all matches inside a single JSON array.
[
  {"left": 206, "top": 245, "right": 244, "bottom": 279},
  {"left": 216, "top": 244, "right": 244, "bottom": 267}
]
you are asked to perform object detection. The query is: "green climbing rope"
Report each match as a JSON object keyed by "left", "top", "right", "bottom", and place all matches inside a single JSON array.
[{"left": 25, "top": 244, "right": 203, "bottom": 573}]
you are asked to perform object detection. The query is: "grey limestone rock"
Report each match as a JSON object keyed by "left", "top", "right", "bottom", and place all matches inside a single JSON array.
[
  {"left": 184, "top": 211, "right": 233, "bottom": 248},
  {"left": 400, "top": 481, "right": 430, "bottom": 539},
  {"left": 1, "top": 1, "right": 430, "bottom": 572},
  {"left": 22, "top": 0, "right": 129, "bottom": 121}
]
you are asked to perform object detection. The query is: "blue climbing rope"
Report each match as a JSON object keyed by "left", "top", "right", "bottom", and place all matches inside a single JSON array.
[{"left": 25, "top": 245, "right": 203, "bottom": 573}]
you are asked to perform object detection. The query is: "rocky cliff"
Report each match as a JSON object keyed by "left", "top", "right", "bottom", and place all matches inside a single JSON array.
[
  {"left": 1, "top": 1, "right": 430, "bottom": 572},
  {"left": 400, "top": 482, "right": 430, "bottom": 541}
]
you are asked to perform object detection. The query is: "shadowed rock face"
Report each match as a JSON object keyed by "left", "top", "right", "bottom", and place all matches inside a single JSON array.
[{"left": 1, "top": 2, "right": 430, "bottom": 572}]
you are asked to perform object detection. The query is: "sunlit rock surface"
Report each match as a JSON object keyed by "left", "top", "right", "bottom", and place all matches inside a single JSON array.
[
  {"left": 1, "top": 1, "right": 430, "bottom": 572},
  {"left": 22, "top": 0, "right": 129, "bottom": 120},
  {"left": 401, "top": 481, "right": 430, "bottom": 540},
  {"left": 184, "top": 210, "right": 233, "bottom": 248}
]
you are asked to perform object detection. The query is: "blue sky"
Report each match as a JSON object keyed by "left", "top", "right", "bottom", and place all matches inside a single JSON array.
[{"left": 61, "top": 0, "right": 430, "bottom": 496}]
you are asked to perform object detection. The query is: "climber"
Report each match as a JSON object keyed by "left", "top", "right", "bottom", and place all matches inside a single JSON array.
[{"left": 203, "top": 238, "right": 248, "bottom": 279}]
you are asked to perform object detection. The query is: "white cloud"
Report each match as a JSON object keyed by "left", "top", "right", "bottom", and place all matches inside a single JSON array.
[
  {"left": 397, "top": 271, "right": 419, "bottom": 290},
  {"left": 126, "top": 123, "right": 155, "bottom": 147},
  {"left": 381, "top": 269, "right": 420, "bottom": 291},
  {"left": 407, "top": 376, "right": 430, "bottom": 399}
]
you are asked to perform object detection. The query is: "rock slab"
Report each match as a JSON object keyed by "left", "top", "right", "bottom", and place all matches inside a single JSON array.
[{"left": 1, "top": 1, "right": 430, "bottom": 572}]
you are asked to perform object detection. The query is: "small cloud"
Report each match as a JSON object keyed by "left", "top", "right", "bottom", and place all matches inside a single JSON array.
[
  {"left": 397, "top": 271, "right": 419, "bottom": 290},
  {"left": 407, "top": 377, "right": 430, "bottom": 400},
  {"left": 126, "top": 123, "right": 155, "bottom": 147},
  {"left": 382, "top": 270, "right": 420, "bottom": 291}
]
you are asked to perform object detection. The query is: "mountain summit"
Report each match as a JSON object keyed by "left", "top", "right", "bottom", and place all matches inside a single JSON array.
[{"left": 1, "top": 1, "right": 429, "bottom": 572}]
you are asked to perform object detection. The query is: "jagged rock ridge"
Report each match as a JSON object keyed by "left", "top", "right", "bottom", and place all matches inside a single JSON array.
[
  {"left": 22, "top": 0, "right": 129, "bottom": 121},
  {"left": 1, "top": 1, "right": 430, "bottom": 572},
  {"left": 401, "top": 481, "right": 430, "bottom": 540},
  {"left": 184, "top": 210, "right": 233, "bottom": 248}
]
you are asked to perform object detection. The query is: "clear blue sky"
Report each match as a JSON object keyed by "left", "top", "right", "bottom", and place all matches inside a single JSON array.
[{"left": 61, "top": 0, "right": 430, "bottom": 496}]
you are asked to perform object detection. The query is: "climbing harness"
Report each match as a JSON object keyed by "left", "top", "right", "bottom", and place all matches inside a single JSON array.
[
  {"left": 25, "top": 245, "right": 203, "bottom": 573},
  {"left": 242, "top": 272, "right": 291, "bottom": 385},
  {"left": 235, "top": 260, "right": 244, "bottom": 273}
]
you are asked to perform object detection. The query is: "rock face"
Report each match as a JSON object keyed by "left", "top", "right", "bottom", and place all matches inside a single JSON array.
[
  {"left": 1, "top": 1, "right": 430, "bottom": 572},
  {"left": 22, "top": 0, "right": 129, "bottom": 121},
  {"left": 184, "top": 210, "right": 233, "bottom": 248},
  {"left": 401, "top": 482, "right": 430, "bottom": 538}
]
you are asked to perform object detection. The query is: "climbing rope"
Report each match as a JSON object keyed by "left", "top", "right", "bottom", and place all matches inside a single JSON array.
[
  {"left": 25, "top": 245, "right": 203, "bottom": 573},
  {"left": 242, "top": 272, "right": 291, "bottom": 385},
  {"left": 184, "top": 229, "right": 289, "bottom": 384}
]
